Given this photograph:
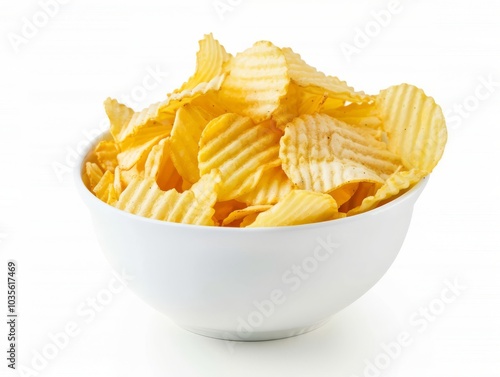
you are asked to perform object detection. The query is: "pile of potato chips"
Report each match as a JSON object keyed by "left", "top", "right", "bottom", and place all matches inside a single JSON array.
[{"left": 83, "top": 34, "right": 447, "bottom": 227}]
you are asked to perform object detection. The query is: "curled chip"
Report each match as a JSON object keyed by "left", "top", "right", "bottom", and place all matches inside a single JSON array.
[
  {"left": 282, "top": 47, "right": 368, "bottom": 103},
  {"left": 348, "top": 169, "right": 425, "bottom": 215},
  {"left": 218, "top": 41, "right": 290, "bottom": 122},
  {"left": 248, "top": 190, "right": 339, "bottom": 227},
  {"left": 198, "top": 113, "right": 281, "bottom": 201},
  {"left": 144, "top": 138, "right": 183, "bottom": 192},
  {"left": 222, "top": 205, "right": 273, "bottom": 227},
  {"left": 237, "top": 166, "right": 295, "bottom": 205},
  {"left": 169, "top": 104, "right": 213, "bottom": 184},
  {"left": 280, "top": 113, "right": 401, "bottom": 193},
  {"left": 377, "top": 84, "right": 447, "bottom": 173},
  {"left": 85, "top": 35, "right": 446, "bottom": 227}
]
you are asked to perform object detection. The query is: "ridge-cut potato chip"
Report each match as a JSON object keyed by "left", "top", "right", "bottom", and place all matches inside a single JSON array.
[
  {"left": 282, "top": 47, "right": 368, "bottom": 103},
  {"left": 218, "top": 41, "right": 290, "bottom": 122},
  {"left": 222, "top": 205, "right": 273, "bottom": 227},
  {"left": 236, "top": 166, "right": 295, "bottom": 205},
  {"left": 95, "top": 140, "right": 120, "bottom": 172},
  {"left": 85, "top": 162, "right": 103, "bottom": 191},
  {"left": 348, "top": 169, "right": 425, "bottom": 215},
  {"left": 173, "top": 33, "right": 231, "bottom": 94},
  {"left": 170, "top": 104, "right": 213, "bottom": 184},
  {"left": 86, "top": 35, "right": 446, "bottom": 227},
  {"left": 323, "top": 102, "right": 382, "bottom": 130},
  {"left": 280, "top": 113, "right": 402, "bottom": 193},
  {"left": 199, "top": 113, "right": 281, "bottom": 201},
  {"left": 115, "top": 176, "right": 217, "bottom": 226},
  {"left": 144, "top": 137, "right": 183, "bottom": 192},
  {"left": 248, "top": 190, "right": 339, "bottom": 227},
  {"left": 117, "top": 124, "right": 171, "bottom": 170},
  {"left": 377, "top": 84, "right": 447, "bottom": 173}
]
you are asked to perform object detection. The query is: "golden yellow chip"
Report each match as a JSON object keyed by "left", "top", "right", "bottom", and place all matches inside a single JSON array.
[
  {"left": 247, "top": 190, "right": 338, "bottom": 227},
  {"left": 105, "top": 97, "right": 172, "bottom": 143},
  {"left": 236, "top": 166, "right": 295, "bottom": 205},
  {"left": 173, "top": 33, "right": 231, "bottom": 94},
  {"left": 280, "top": 113, "right": 402, "bottom": 193},
  {"left": 94, "top": 140, "right": 120, "bottom": 172},
  {"left": 104, "top": 98, "right": 135, "bottom": 143},
  {"left": 324, "top": 102, "right": 382, "bottom": 130},
  {"left": 169, "top": 104, "right": 213, "bottom": 184},
  {"left": 377, "top": 84, "right": 447, "bottom": 173},
  {"left": 329, "top": 182, "right": 359, "bottom": 207},
  {"left": 338, "top": 182, "right": 380, "bottom": 213},
  {"left": 113, "top": 166, "right": 123, "bottom": 197},
  {"left": 239, "top": 212, "right": 260, "bottom": 227},
  {"left": 93, "top": 170, "right": 116, "bottom": 204},
  {"left": 213, "top": 200, "right": 247, "bottom": 225},
  {"left": 218, "top": 41, "right": 290, "bottom": 122},
  {"left": 117, "top": 124, "right": 171, "bottom": 170},
  {"left": 199, "top": 113, "right": 281, "bottom": 201},
  {"left": 282, "top": 47, "right": 368, "bottom": 103},
  {"left": 189, "top": 169, "right": 221, "bottom": 206},
  {"left": 144, "top": 137, "right": 183, "bottom": 192},
  {"left": 85, "top": 162, "right": 103, "bottom": 191},
  {"left": 222, "top": 205, "right": 272, "bottom": 227},
  {"left": 347, "top": 169, "right": 425, "bottom": 216},
  {"left": 114, "top": 176, "right": 216, "bottom": 226}
]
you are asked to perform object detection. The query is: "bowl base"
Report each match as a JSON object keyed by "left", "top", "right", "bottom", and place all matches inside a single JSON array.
[{"left": 179, "top": 318, "right": 331, "bottom": 342}]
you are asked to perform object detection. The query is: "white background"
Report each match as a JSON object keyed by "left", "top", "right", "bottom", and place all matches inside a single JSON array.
[{"left": 1, "top": 0, "right": 500, "bottom": 376}]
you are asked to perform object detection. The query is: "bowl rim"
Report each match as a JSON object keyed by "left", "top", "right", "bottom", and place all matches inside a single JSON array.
[{"left": 74, "top": 131, "right": 429, "bottom": 232}]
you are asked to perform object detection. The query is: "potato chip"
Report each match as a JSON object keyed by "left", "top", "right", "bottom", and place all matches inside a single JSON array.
[
  {"left": 173, "top": 33, "right": 231, "bottom": 94},
  {"left": 222, "top": 205, "right": 272, "bottom": 227},
  {"left": 218, "top": 41, "right": 289, "bottom": 122},
  {"left": 165, "top": 74, "right": 226, "bottom": 115},
  {"left": 338, "top": 182, "right": 380, "bottom": 213},
  {"left": 106, "top": 98, "right": 172, "bottom": 143},
  {"left": 247, "top": 190, "right": 338, "bottom": 227},
  {"left": 189, "top": 169, "right": 221, "bottom": 207},
  {"left": 93, "top": 170, "right": 116, "bottom": 204},
  {"left": 94, "top": 140, "right": 120, "bottom": 172},
  {"left": 347, "top": 169, "right": 425, "bottom": 216},
  {"left": 117, "top": 124, "right": 171, "bottom": 170},
  {"left": 118, "top": 164, "right": 143, "bottom": 188},
  {"left": 329, "top": 182, "right": 359, "bottom": 207},
  {"left": 144, "top": 137, "right": 183, "bottom": 192},
  {"left": 113, "top": 166, "right": 123, "bottom": 197},
  {"left": 237, "top": 166, "right": 295, "bottom": 205},
  {"left": 104, "top": 98, "right": 135, "bottom": 142},
  {"left": 213, "top": 200, "right": 247, "bottom": 224},
  {"left": 377, "top": 84, "right": 447, "bottom": 173},
  {"left": 170, "top": 104, "right": 213, "bottom": 184},
  {"left": 324, "top": 102, "right": 382, "bottom": 130},
  {"left": 85, "top": 162, "right": 103, "bottom": 191},
  {"left": 239, "top": 212, "right": 260, "bottom": 227},
  {"left": 280, "top": 113, "right": 401, "bottom": 193},
  {"left": 282, "top": 47, "right": 368, "bottom": 103},
  {"left": 115, "top": 176, "right": 216, "bottom": 226},
  {"left": 199, "top": 113, "right": 281, "bottom": 201}
]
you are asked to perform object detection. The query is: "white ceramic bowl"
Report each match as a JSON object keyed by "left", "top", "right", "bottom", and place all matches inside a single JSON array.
[{"left": 75, "top": 134, "right": 428, "bottom": 341}]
